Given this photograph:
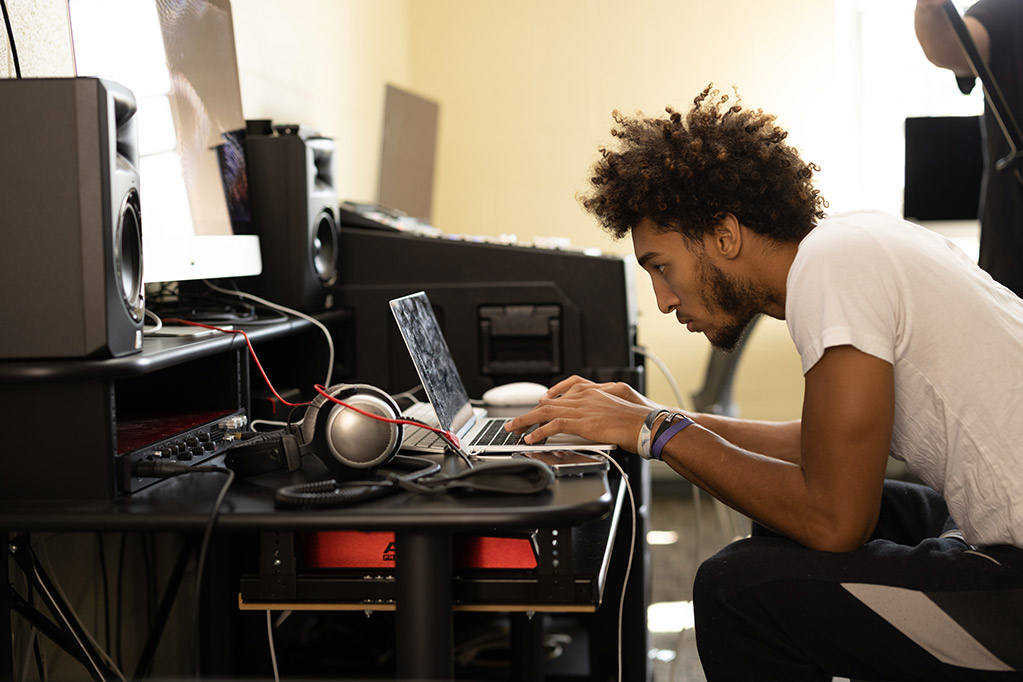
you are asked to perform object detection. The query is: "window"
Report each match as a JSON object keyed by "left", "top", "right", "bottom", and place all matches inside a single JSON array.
[{"left": 832, "top": 0, "right": 983, "bottom": 217}]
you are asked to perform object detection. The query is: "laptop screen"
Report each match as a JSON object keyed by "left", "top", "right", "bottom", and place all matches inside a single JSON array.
[{"left": 389, "top": 292, "right": 476, "bottom": 435}]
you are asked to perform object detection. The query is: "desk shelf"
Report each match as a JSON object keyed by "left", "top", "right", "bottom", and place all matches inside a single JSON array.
[
  {"left": 0, "top": 312, "right": 346, "bottom": 502},
  {"left": 238, "top": 495, "right": 621, "bottom": 612}
]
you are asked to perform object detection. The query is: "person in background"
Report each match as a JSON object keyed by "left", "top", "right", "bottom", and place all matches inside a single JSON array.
[
  {"left": 915, "top": 0, "right": 1023, "bottom": 298},
  {"left": 507, "top": 84, "right": 1023, "bottom": 680}
]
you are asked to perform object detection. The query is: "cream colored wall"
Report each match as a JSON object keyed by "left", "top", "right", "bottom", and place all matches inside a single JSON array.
[
  {"left": 231, "top": 0, "right": 829, "bottom": 421},
  {"left": 3, "top": 0, "right": 834, "bottom": 421},
  {"left": 230, "top": 0, "right": 411, "bottom": 204},
  {"left": 405, "top": 0, "right": 837, "bottom": 419},
  {"left": 0, "top": 0, "right": 74, "bottom": 77},
  {"left": 0, "top": 0, "right": 411, "bottom": 210}
]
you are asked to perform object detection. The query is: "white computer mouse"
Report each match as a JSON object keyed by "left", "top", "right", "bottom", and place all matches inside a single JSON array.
[{"left": 481, "top": 381, "right": 549, "bottom": 407}]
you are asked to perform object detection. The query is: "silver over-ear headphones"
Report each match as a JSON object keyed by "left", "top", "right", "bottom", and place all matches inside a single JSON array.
[{"left": 300, "top": 383, "right": 404, "bottom": 474}]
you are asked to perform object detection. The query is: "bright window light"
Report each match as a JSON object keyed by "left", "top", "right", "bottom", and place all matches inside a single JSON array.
[
  {"left": 646, "top": 530, "right": 680, "bottom": 546},
  {"left": 832, "top": 0, "right": 983, "bottom": 215},
  {"left": 648, "top": 600, "right": 695, "bottom": 633}
]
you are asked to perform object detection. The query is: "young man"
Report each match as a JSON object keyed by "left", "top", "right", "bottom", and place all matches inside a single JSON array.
[{"left": 506, "top": 85, "right": 1023, "bottom": 680}]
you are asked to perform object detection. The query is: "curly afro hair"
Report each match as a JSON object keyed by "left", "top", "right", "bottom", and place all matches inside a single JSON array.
[{"left": 579, "top": 84, "right": 827, "bottom": 243}]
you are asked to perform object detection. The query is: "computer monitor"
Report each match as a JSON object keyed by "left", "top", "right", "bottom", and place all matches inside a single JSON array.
[
  {"left": 377, "top": 84, "right": 440, "bottom": 223},
  {"left": 67, "top": 0, "right": 261, "bottom": 284}
]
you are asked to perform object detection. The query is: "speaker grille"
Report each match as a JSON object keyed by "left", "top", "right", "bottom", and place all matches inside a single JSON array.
[
  {"left": 245, "top": 131, "right": 339, "bottom": 312},
  {"left": 312, "top": 209, "right": 339, "bottom": 286},
  {"left": 117, "top": 188, "right": 144, "bottom": 321}
]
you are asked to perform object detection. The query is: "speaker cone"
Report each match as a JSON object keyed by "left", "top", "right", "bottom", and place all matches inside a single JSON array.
[
  {"left": 312, "top": 209, "right": 339, "bottom": 286},
  {"left": 116, "top": 188, "right": 144, "bottom": 321}
]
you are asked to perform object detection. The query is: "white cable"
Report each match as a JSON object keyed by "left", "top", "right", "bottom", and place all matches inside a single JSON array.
[
  {"left": 266, "top": 610, "right": 280, "bottom": 682},
  {"left": 633, "top": 343, "right": 717, "bottom": 676},
  {"left": 391, "top": 384, "right": 426, "bottom": 404},
  {"left": 143, "top": 309, "right": 163, "bottom": 335},
  {"left": 599, "top": 454, "right": 635, "bottom": 682},
  {"left": 203, "top": 280, "right": 336, "bottom": 388},
  {"left": 249, "top": 419, "right": 290, "bottom": 431},
  {"left": 273, "top": 610, "right": 292, "bottom": 628},
  {"left": 635, "top": 343, "right": 750, "bottom": 537},
  {"left": 632, "top": 345, "right": 688, "bottom": 412},
  {"left": 630, "top": 343, "right": 706, "bottom": 559}
]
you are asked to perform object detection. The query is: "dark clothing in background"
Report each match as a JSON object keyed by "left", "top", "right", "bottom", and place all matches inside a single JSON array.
[{"left": 959, "top": 0, "right": 1023, "bottom": 297}]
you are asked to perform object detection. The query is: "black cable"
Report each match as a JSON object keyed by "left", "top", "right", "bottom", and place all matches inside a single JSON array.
[
  {"left": 1, "top": 0, "right": 22, "bottom": 78},
  {"left": 33, "top": 629, "right": 45, "bottom": 682},
  {"left": 132, "top": 461, "right": 236, "bottom": 679},
  {"left": 148, "top": 537, "right": 160, "bottom": 630},
  {"left": 387, "top": 458, "right": 554, "bottom": 496},
  {"left": 140, "top": 535, "right": 155, "bottom": 630},
  {"left": 144, "top": 283, "right": 266, "bottom": 326},
  {"left": 22, "top": 572, "right": 46, "bottom": 682},
  {"left": 131, "top": 538, "right": 196, "bottom": 681},
  {"left": 192, "top": 467, "right": 233, "bottom": 678},
  {"left": 396, "top": 415, "right": 474, "bottom": 467},
  {"left": 285, "top": 403, "right": 308, "bottom": 428},
  {"left": 273, "top": 455, "right": 440, "bottom": 509},
  {"left": 115, "top": 535, "right": 127, "bottom": 671},
  {"left": 273, "top": 478, "right": 399, "bottom": 509},
  {"left": 9, "top": 535, "right": 117, "bottom": 682},
  {"left": 8, "top": 589, "right": 85, "bottom": 670},
  {"left": 95, "top": 535, "right": 111, "bottom": 660},
  {"left": 450, "top": 443, "right": 475, "bottom": 469}
]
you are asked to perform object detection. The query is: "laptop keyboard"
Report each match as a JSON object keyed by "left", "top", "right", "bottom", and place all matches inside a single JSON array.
[
  {"left": 469, "top": 419, "right": 539, "bottom": 447},
  {"left": 402, "top": 424, "right": 447, "bottom": 449},
  {"left": 400, "top": 403, "right": 540, "bottom": 450}
]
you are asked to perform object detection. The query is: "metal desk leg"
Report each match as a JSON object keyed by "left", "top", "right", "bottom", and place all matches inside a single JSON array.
[
  {"left": 395, "top": 530, "right": 452, "bottom": 680},
  {"left": 510, "top": 612, "right": 545, "bottom": 682}
]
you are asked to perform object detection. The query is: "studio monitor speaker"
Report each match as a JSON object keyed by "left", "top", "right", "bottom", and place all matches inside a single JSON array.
[
  {"left": 0, "top": 77, "right": 144, "bottom": 359},
  {"left": 246, "top": 123, "right": 340, "bottom": 313}
]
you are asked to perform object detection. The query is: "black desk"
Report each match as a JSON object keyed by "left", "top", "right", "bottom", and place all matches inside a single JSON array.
[
  {"left": 1, "top": 452, "right": 620, "bottom": 680},
  {"left": 1, "top": 315, "right": 646, "bottom": 680}
]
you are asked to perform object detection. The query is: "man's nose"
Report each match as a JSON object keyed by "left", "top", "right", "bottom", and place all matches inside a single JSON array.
[{"left": 652, "top": 279, "right": 680, "bottom": 315}]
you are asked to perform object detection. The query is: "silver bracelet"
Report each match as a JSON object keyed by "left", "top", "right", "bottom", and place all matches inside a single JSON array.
[{"left": 637, "top": 408, "right": 670, "bottom": 460}]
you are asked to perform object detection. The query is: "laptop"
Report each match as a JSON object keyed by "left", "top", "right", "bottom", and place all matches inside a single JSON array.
[{"left": 389, "top": 291, "right": 616, "bottom": 454}]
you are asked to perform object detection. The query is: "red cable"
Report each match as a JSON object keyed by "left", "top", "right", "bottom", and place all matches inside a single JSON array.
[
  {"left": 161, "top": 318, "right": 460, "bottom": 448},
  {"left": 162, "top": 318, "right": 311, "bottom": 408},
  {"left": 312, "top": 384, "right": 461, "bottom": 449}
]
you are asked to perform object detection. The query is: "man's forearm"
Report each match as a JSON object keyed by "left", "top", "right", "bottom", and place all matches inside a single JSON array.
[{"left": 692, "top": 413, "right": 802, "bottom": 464}]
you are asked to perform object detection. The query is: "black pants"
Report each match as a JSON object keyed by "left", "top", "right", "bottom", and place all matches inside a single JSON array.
[{"left": 693, "top": 480, "right": 1023, "bottom": 681}]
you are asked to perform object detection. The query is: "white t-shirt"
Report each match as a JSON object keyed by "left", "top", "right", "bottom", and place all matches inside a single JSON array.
[{"left": 785, "top": 210, "right": 1023, "bottom": 547}]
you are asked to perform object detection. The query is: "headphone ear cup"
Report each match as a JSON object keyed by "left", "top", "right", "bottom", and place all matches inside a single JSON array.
[{"left": 302, "top": 384, "right": 403, "bottom": 474}]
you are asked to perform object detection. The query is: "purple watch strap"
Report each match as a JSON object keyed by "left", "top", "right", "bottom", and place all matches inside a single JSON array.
[{"left": 651, "top": 415, "right": 694, "bottom": 460}]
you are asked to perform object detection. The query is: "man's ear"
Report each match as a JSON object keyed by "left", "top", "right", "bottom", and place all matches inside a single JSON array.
[{"left": 712, "top": 213, "right": 742, "bottom": 260}]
